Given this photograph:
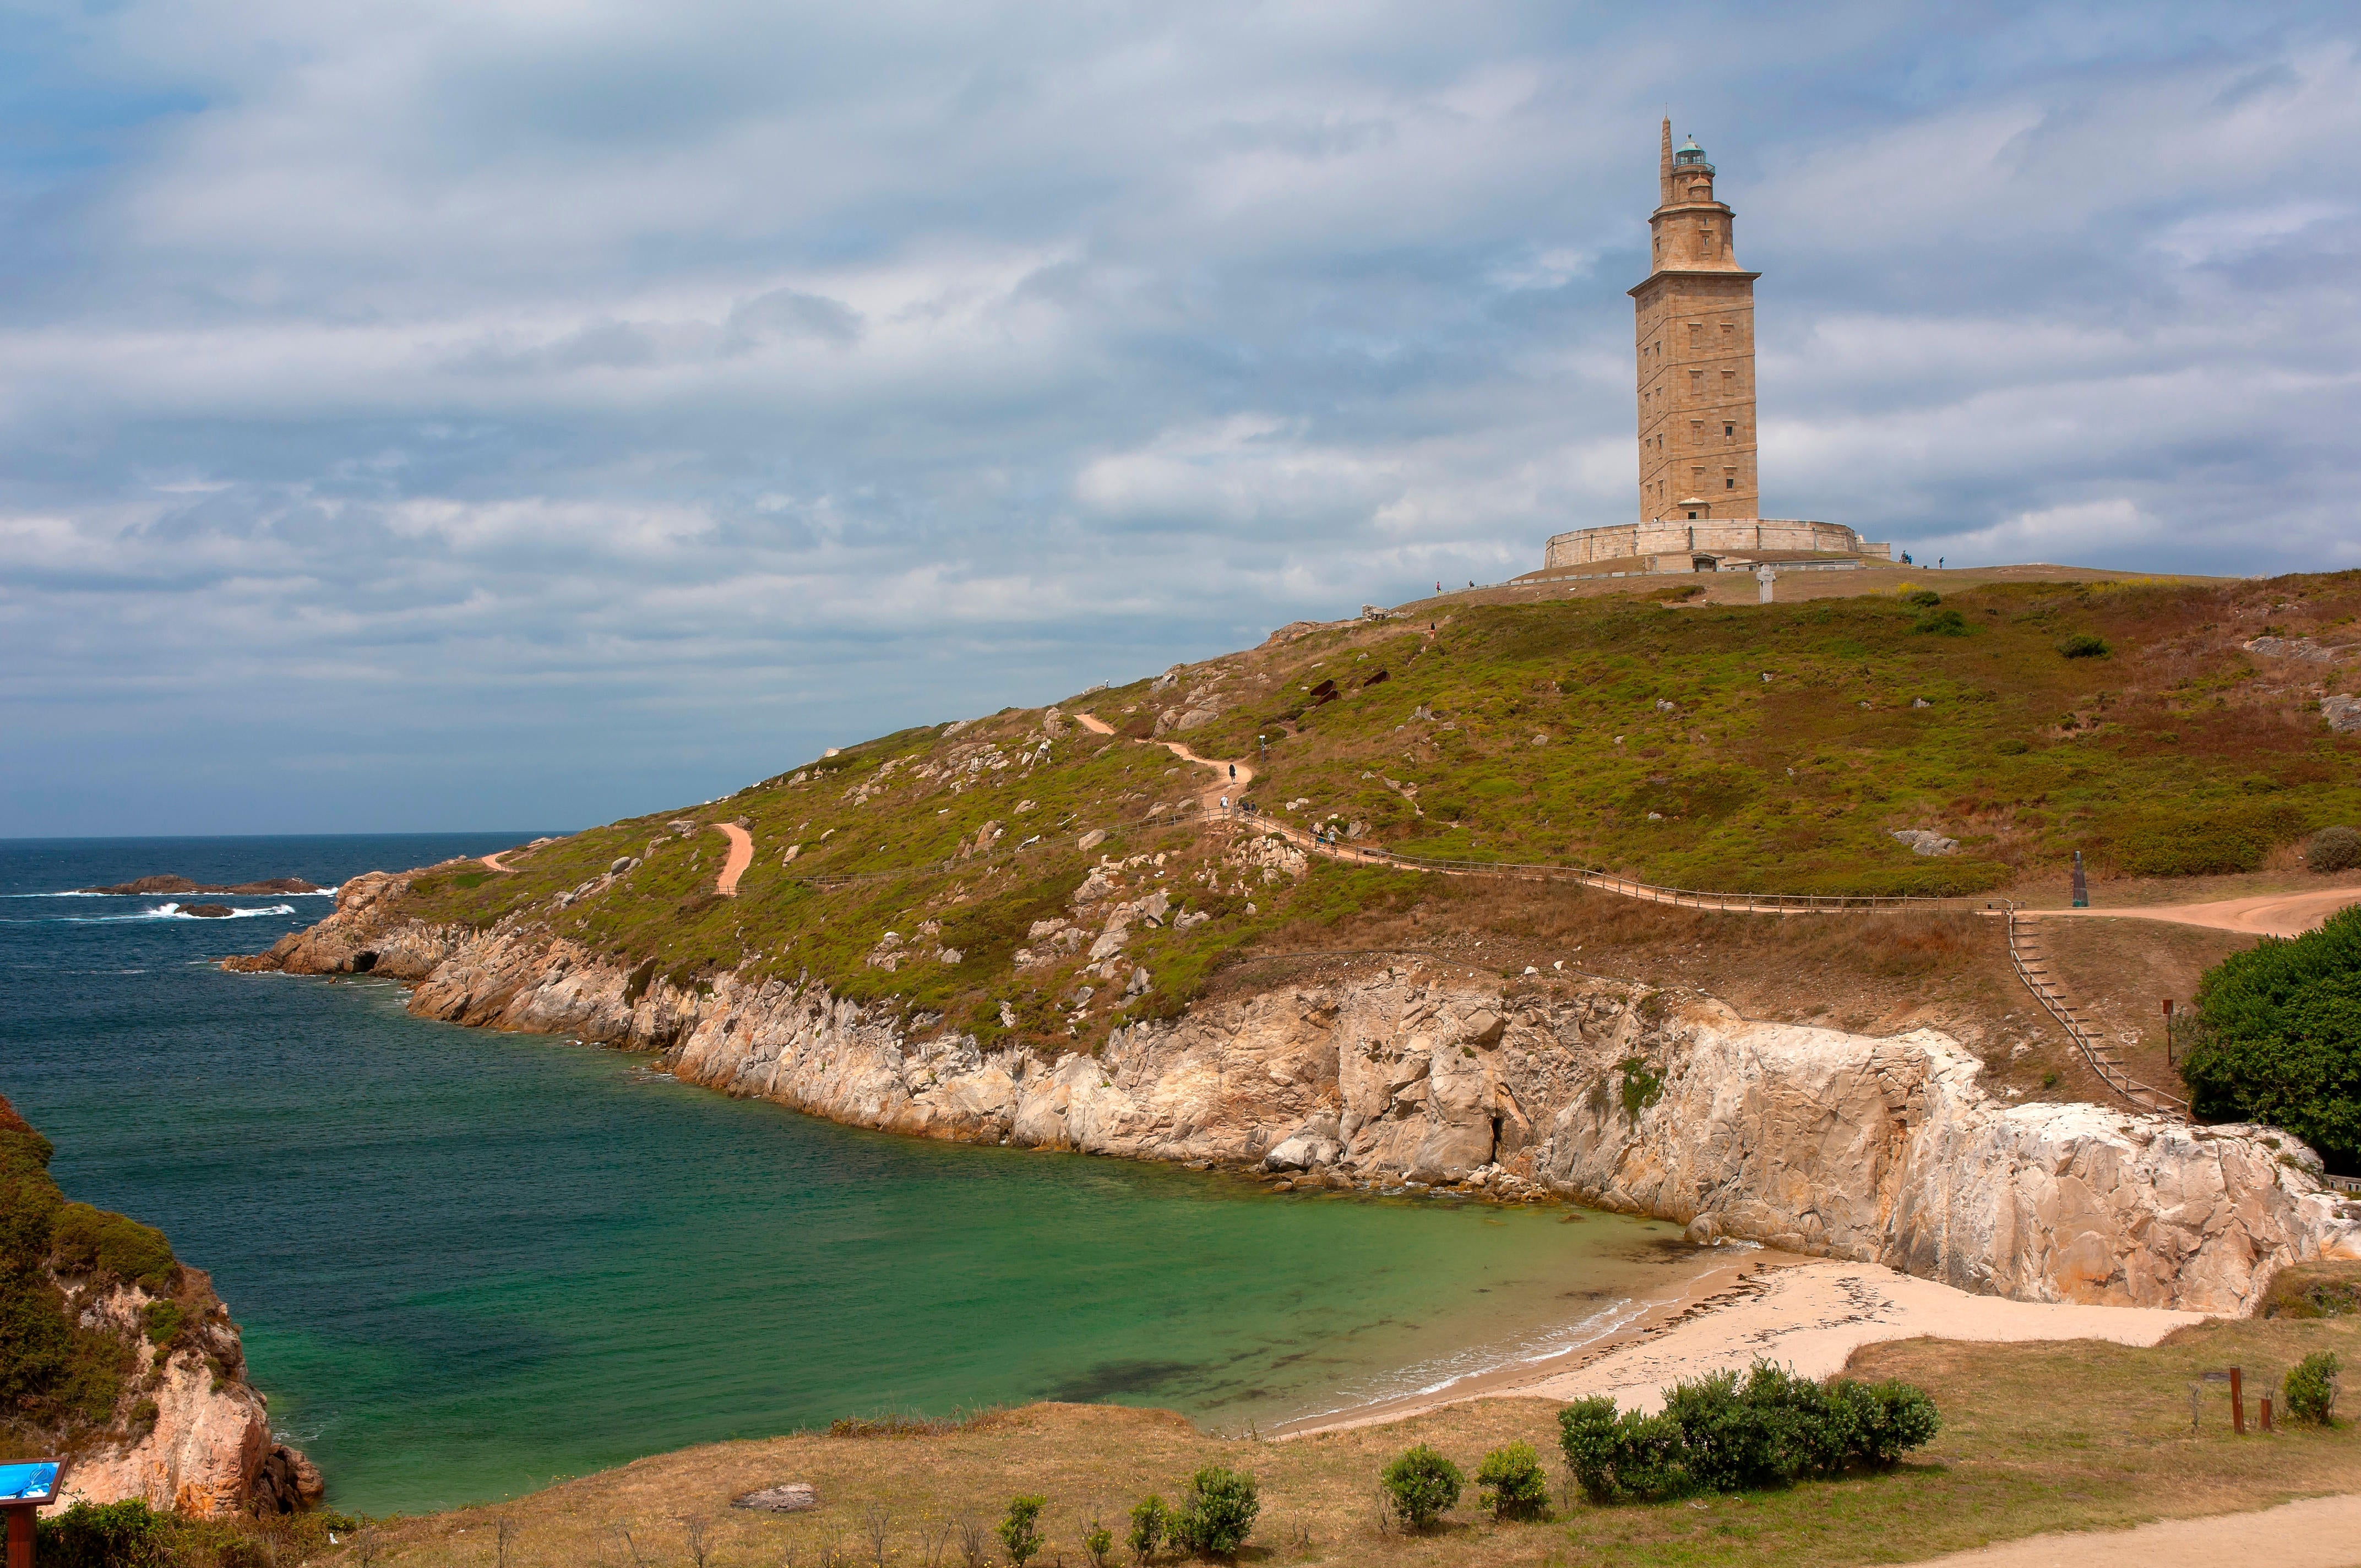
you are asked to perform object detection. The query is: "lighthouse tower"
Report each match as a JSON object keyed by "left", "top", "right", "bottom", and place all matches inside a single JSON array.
[{"left": 1630, "top": 118, "right": 1760, "bottom": 524}]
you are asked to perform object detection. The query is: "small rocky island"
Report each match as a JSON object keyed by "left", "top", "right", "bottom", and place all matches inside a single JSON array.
[{"left": 79, "top": 874, "right": 324, "bottom": 896}]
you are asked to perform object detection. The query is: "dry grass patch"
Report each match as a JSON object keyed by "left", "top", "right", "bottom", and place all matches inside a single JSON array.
[{"left": 356, "top": 1302, "right": 2361, "bottom": 1567}]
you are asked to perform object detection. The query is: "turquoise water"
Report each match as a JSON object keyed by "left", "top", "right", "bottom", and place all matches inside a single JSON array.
[{"left": 1, "top": 836, "right": 1699, "bottom": 1516}]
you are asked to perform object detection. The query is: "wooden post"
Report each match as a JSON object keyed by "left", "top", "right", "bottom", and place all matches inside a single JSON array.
[
  {"left": 6, "top": 1504, "right": 30, "bottom": 1568},
  {"left": 2232, "top": 1366, "right": 2245, "bottom": 1435},
  {"left": 2261, "top": 1394, "right": 2273, "bottom": 1433}
]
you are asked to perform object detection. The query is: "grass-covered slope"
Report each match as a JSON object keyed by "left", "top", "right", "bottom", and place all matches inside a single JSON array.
[
  {"left": 1173, "top": 572, "right": 2361, "bottom": 895},
  {"left": 391, "top": 571, "right": 2361, "bottom": 1062}
]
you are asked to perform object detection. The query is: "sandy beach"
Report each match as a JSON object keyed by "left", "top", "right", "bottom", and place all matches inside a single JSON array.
[{"left": 1283, "top": 1253, "right": 2202, "bottom": 1436}]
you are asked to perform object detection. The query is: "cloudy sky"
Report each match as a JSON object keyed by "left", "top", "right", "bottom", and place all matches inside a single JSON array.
[{"left": 4, "top": 2, "right": 2356, "bottom": 835}]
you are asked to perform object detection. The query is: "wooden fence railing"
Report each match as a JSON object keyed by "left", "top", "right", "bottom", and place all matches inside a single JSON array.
[{"left": 2003, "top": 906, "right": 2188, "bottom": 1117}]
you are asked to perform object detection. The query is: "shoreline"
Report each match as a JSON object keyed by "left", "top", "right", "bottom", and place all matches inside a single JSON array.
[
  {"left": 1270, "top": 1245, "right": 1803, "bottom": 1439},
  {"left": 1281, "top": 1255, "right": 2205, "bottom": 1436}
]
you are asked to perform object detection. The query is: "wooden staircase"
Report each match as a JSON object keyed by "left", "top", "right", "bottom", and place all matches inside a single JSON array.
[{"left": 2005, "top": 907, "right": 2188, "bottom": 1117}]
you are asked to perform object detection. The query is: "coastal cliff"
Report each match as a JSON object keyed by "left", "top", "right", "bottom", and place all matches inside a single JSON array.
[
  {"left": 0, "top": 1099, "right": 319, "bottom": 1518},
  {"left": 234, "top": 868, "right": 2361, "bottom": 1315}
]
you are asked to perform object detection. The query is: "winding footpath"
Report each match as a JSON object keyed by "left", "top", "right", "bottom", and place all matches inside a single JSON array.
[
  {"left": 1070, "top": 710, "right": 2361, "bottom": 1120},
  {"left": 2028, "top": 885, "right": 2361, "bottom": 940},
  {"left": 711, "top": 822, "right": 754, "bottom": 897}
]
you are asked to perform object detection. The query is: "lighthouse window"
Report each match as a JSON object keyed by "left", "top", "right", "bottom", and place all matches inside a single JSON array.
[
  {"left": 1724, "top": 424, "right": 1734, "bottom": 437},
  {"left": 1725, "top": 477, "right": 1736, "bottom": 489}
]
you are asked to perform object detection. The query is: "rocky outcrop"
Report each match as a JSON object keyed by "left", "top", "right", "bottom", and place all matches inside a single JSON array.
[
  {"left": 39, "top": 1271, "right": 315, "bottom": 1519},
  {"left": 235, "top": 875, "right": 2361, "bottom": 1316},
  {"left": 79, "top": 875, "right": 325, "bottom": 896},
  {"left": 0, "top": 1095, "right": 319, "bottom": 1521}
]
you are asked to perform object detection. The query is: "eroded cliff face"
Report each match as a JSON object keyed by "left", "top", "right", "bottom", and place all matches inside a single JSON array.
[
  {"left": 45, "top": 1274, "right": 319, "bottom": 1519},
  {"left": 235, "top": 872, "right": 2361, "bottom": 1316}
]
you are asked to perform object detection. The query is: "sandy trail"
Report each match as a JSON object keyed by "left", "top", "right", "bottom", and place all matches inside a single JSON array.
[
  {"left": 712, "top": 822, "right": 754, "bottom": 896},
  {"left": 478, "top": 852, "right": 518, "bottom": 874},
  {"left": 1073, "top": 710, "right": 1114, "bottom": 735},
  {"left": 1285, "top": 1259, "right": 2199, "bottom": 1437},
  {"left": 1912, "top": 1491, "right": 2361, "bottom": 1567},
  {"left": 1157, "top": 738, "right": 1253, "bottom": 811},
  {"left": 2028, "top": 885, "right": 2361, "bottom": 939}
]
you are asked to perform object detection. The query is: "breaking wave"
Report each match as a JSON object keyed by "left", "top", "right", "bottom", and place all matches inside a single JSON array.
[{"left": 0, "top": 903, "right": 298, "bottom": 925}]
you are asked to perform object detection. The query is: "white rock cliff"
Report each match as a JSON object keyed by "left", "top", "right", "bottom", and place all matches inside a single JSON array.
[{"left": 236, "top": 870, "right": 2361, "bottom": 1316}]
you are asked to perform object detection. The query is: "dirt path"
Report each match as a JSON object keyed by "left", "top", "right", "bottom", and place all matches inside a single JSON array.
[
  {"left": 1156, "top": 737, "right": 1253, "bottom": 811},
  {"left": 1911, "top": 1490, "right": 2361, "bottom": 1567},
  {"left": 478, "top": 852, "right": 518, "bottom": 874},
  {"left": 1073, "top": 710, "right": 1114, "bottom": 736},
  {"left": 712, "top": 822, "right": 754, "bottom": 897},
  {"left": 2029, "top": 885, "right": 2361, "bottom": 940}
]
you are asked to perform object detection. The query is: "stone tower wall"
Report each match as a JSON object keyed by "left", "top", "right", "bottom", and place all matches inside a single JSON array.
[{"left": 1632, "top": 120, "right": 1761, "bottom": 523}]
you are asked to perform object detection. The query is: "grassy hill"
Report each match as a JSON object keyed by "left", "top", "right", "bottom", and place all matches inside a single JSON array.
[{"left": 393, "top": 569, "right": 2360, "bottom": 1064}]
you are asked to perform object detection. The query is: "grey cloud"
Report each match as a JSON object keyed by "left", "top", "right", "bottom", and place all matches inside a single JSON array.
[
  {"left": 4, "top": 2, "right": 2360, "bottom": 833},
  {"left": 723, "top": 288, "right": 863, "bottom": 350}
]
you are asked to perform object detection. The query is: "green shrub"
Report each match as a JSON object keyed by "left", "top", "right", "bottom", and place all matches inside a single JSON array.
[
  {"left": 2286, "top": 1352, "right": 2341, "bottom": 1425},
  {"left": 139, "top": 1300, "right": 182, "bottom": 1346},
  {"left": 1081, "top": 1514, "right": 1114, "bottom": 1567},
  {"left": 1902, "top": 589, "right": 1942, "bottom": 608},
  {"left": 1557, "top": 1397, "right": 1689, "bottom": 1503},
  {"left": 2179, "top": 905, "right": 2361, "bottom": 1167},
  {"left": 2059, "top": 632, "right": 2111, "bottom": 658},
  {"left": 998, "top": 1495, "right": 1047, "bottom": 1566},
  {"left": 1662, "top": 1363, "right": 1851, "bottom": 1490},
  {"left": 1829, "top": 1378, "right": 1943, "bottom": 1467},
  {"left": 1474, "top": 1441, "right": 1550, "bottom": 1521},
  {"left": 1380, "top": 1444, "right": 1462, "bottom": 1531},
  {"left": 2310, "top": 826, "right": 2361, "bottom": 875},
  {"left": 1617, "top": 1058, "right": 1664, "bottom": 1118},
  {"left": 1560, "top": 1366, "right": 1941, "bottom": 1505},
  {"left": 1125, "top": 1495, "right": 1168, "bottom": 1565},
  {"left": 37, "top": 1500, "right": 166, "bottom": 1568},
  {"left": 1912, "top": 608, "right": 1969, "bottom": 636},
  {"left": 1170, "top": 1465, "right": 1259, "bottom": 1558},
  {"left": 50, "top": 1204, "right": 176, "bottom": 1292}
]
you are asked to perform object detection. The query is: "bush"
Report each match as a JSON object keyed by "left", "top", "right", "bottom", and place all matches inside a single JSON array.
[
  {"left": 139, "top": 1300, "right": 182, "bottom": 1346},
  {"left": 1902, "top": 589, "right": 1942, "bottom": 607},
  {"left": 1169, "top": 1465, "right": 1259, "bottom": 1558},
  {"left": 1830, "top": 1378, "right": 1943, "bottom": 1467},
  {"left": 2311, "top": 826, "right": 2361, "bottom": 875},
  {"left": 1474, "top": 1441, "right": 1550, "bottom": 1521},
  {"left": 1912, "top": 608, "right": 1970, "bottom": 636},
  {"left": 2059, "top": 633, "right": 2111, "bottom": 658},
  {"left": 1560, "top": 1365, "right": 1941, "bottom": 1505},
  {"left": 37, "top": 1500, "right": 166, "bottom": 1568},
  {"left": 1381, "top": 1444, "right": 1462, "bottom": 1531},
  {"left": 2287, "top": 1352, "right": 2341, "bottom": 1425},
  {"left": 2179, "top": 905, "right": 2361, "bottom": 1168},
  {"left": 998, "top": 1496, "right": 1046, "bottom": 1567},
  {"left": 1125, "top": 1495, "right": 1168, "bottom": 1565},
  {"left": 1558, "top": 1397, "right": 1689, "bottom": 1504},
  {"left": 1081, "top": 1515, "right": 1114, "bottom": 1567},
  {"left": 50, "top": 1204, "right": 176, "bottom": 1292}
]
